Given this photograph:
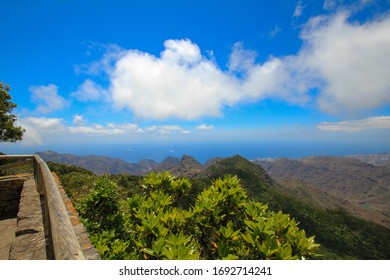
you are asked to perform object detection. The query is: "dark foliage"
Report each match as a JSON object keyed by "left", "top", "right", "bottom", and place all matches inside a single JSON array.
[
  {"left": 0, "top": 83, "right": 25, "bottom": 142},
  {"left": 52, "top": 157, "right": 390, "bottom": 260}
]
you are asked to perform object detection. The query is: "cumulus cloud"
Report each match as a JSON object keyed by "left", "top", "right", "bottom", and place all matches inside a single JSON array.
[
  {"left": 108, "top": 38, "right": 313, "bottom": 120},
  {"left": 110, "top": 39, "right": 240, "bottom": 120},
  {"left": 230, "top": 11, "right": 390, "bottom": 113},
  {"left": 161, "top": 39, "right": 201, "bottom": 65},
  {"left": 299, "top": 12, "right": 390, "bottom": 114},
  {"left": 19, "top": 117, "right": 66, "bottom": 145},
  {"left": 72, "top": 114, "right": 85, "bottom": 125},
  {"left": 228, "top": 42, "right": 257, "bottom": 72},
  {"left": 29, "top": 84, "right": 69, "bottom": 114},
  {"left": 71, "top": 79, "right": 108, "bottom": 102},
  {"left": 85, "top": 10, "right": 390, "bottom": 120},
  {"left": 317, "top": 116, "right": 390, "bottom": 132}
]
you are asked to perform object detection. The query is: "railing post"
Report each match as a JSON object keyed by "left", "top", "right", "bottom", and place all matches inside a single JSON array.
[
  {"left": 33, "top": 155, "right": 85, "bottom": 260},
  {"left": 32, "top": 156, "right": 54, "bottom": 259},
  {"left": 33, "top": 156, "right": 42, "bottom": 195}
]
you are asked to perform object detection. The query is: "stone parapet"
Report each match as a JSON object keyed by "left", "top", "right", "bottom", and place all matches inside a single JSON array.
[
  {"left": 0, "top": 155, "right": 100, "bottom": 260},
  {"left": 9, "top": 177, "right": 47, "bottom": 260}
]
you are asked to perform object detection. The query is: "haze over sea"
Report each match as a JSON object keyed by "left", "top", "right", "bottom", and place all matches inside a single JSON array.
[
  {"left": 86, "top": 143, "right": 388, "bottom": 164},
  {"left": 3, "top": 141, "right": 387, "bottom": 164}
]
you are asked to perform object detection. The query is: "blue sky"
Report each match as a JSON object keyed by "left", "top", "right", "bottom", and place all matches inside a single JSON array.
[{"left": 1, "top": 0, "right": 390, "bottom": 161}]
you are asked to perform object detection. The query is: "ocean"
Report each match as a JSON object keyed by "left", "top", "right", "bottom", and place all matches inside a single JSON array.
[
  {"left": 2, "top": 141, "right": 387, "bottom": 164},
  {"left": 45, "top": 141, "right": 389, "bottom": 163}
]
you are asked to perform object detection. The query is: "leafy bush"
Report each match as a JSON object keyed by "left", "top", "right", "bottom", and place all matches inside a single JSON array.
[
  {"left": 77, "top": 176, "right": 123, "bottom": 233},
  {"left": 77, "top": 172, "right": 319, "bottom": 260}
]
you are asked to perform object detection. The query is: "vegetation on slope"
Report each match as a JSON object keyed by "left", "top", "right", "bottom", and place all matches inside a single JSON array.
[
  {"left": 76, "top": 172, "right": 319, "bottom": 260},
  {"left": 200, "top": 156, "right": 390, "bottom": 259},
  {"left": 256, "top": 156, "right": 390, "bottom": 228},
  {"left": 52, "top": 156, "right": 390, "bottom": 260}
]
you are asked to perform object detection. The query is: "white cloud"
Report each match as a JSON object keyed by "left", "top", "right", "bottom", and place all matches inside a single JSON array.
[
  {"left": 71, "top": 79, "right": 108, "bottom": 102},
  {"left": 66, "top": 122, "right": 143, "bottom": 136},
  {"left": 72, "top": 114, "right": 85, "bottom": 125},
  {"left": 230, "top": 11, "right": 390, "bottom": 114},
  {"left": 161, "top": 39, "right": 201, "bottom": 65},
  {"left": 29, "top": 84, "right": 69, "bottom": 114},
  {"left": 324, "top": 0, "right": 375, "bottom": 11},
  {"left": 195, "top": 124, "right": 215, "bottom": 130},
  {"left": 18, "top": 116, "right": 193, "bottom": 145},
  {"left": 110, "top": 39, "right": 241, "bottom": 120},
  {"left": 144, "top": 125, "right": 189, "bottom": 135},
  {"left": 74, "top": 43, "right": 125, "bottom": 76},
  {"left": 108, "top": 39, "right": 313, "bottom": 120},
  {"left": 19, "top": 117, "right": 66, "bottom": 145},
  {"left": 294, "top": 1, "right": 303, "bottom": 17},
  {"left": 323, "top": 0, "right": 337, "bottom": 11},
  {"left": 68, "top": 123, "right": 141, "bottom": 136},
  {"left": 21, "top": 117, "right": 65, "bottom": 131},
  {"left": 84, "top": 10, "right": 390, "bottom": 120},
  {"left": 227, "top": 42, "right": 257, "bottom": 72},
  {"left": 298, "top": 12, "right": 390, "bottom": 114},
  {"left": 317, "top": 116, "right": 390, "bottom": 132}
]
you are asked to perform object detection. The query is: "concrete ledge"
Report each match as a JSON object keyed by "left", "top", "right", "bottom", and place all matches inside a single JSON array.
[{"left": 9, "top": 178, "right": 47, "bottom": 260}]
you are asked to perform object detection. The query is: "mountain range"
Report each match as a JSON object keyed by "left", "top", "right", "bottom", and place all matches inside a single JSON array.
[
  {"left": 43, "top": 150, "right": 390, "bottom": 259},
  {"left": 37, "top": 150, "right": 390, "bottom": 229},
  {"left": 254, "top": 156, "right": 390, "bottom": 229},
  {"left": 36, "top": 150, "right": 221, "bottom": 176}
]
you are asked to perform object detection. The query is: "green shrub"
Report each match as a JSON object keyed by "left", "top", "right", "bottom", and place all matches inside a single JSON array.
[
  {"left": 77, "top": 176, "right": 123, "bottom": 233},
  {"left": 77, "top": 172, "right": 319, "bottom": 260}
]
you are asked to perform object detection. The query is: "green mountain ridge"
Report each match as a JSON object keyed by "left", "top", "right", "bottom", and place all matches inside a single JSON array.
[
  {"left": 199, "top": 156, "right": 390, "bottom": 259},
  {"left": 47, "top": 154, "right": 390, "bottom": 259},
  {"left": 198, "top": 155, "right": 274, "bottom": 198}
]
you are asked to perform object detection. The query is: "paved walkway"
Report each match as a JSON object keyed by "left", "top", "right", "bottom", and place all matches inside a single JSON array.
[
  {"left": 0, "top": 176, "right": 46, "bottom": 260},
  {"left": 0, "top": 217, "right": 17, "bottom": 260},
  {"left": 0, "top": 175, "right": 100, "bottom": 260}
]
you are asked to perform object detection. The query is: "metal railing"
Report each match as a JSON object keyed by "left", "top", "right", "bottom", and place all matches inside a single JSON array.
[{"left": 0, "top": 155, "right": 85, "bottom": 260}]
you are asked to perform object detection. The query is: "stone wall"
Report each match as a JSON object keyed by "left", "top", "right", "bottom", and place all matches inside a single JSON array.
[
  {"left": 1, "top": 173, "right": 100, "bottom": 260},
  {"left": 9, "top": 178, "right": 47, "bottom": 260},
  {"left": 0, "top": 178, "right": 24, "bottom": 217}
]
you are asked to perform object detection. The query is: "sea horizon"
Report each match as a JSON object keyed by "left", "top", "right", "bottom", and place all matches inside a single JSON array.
[{"left": 2, "top": 141, "right": 389, "bottom": 164}]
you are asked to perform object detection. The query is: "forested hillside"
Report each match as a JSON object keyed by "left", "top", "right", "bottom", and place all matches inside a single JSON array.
[{"left": 48, "top": 156, "right": 390, "bottom": 260}]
